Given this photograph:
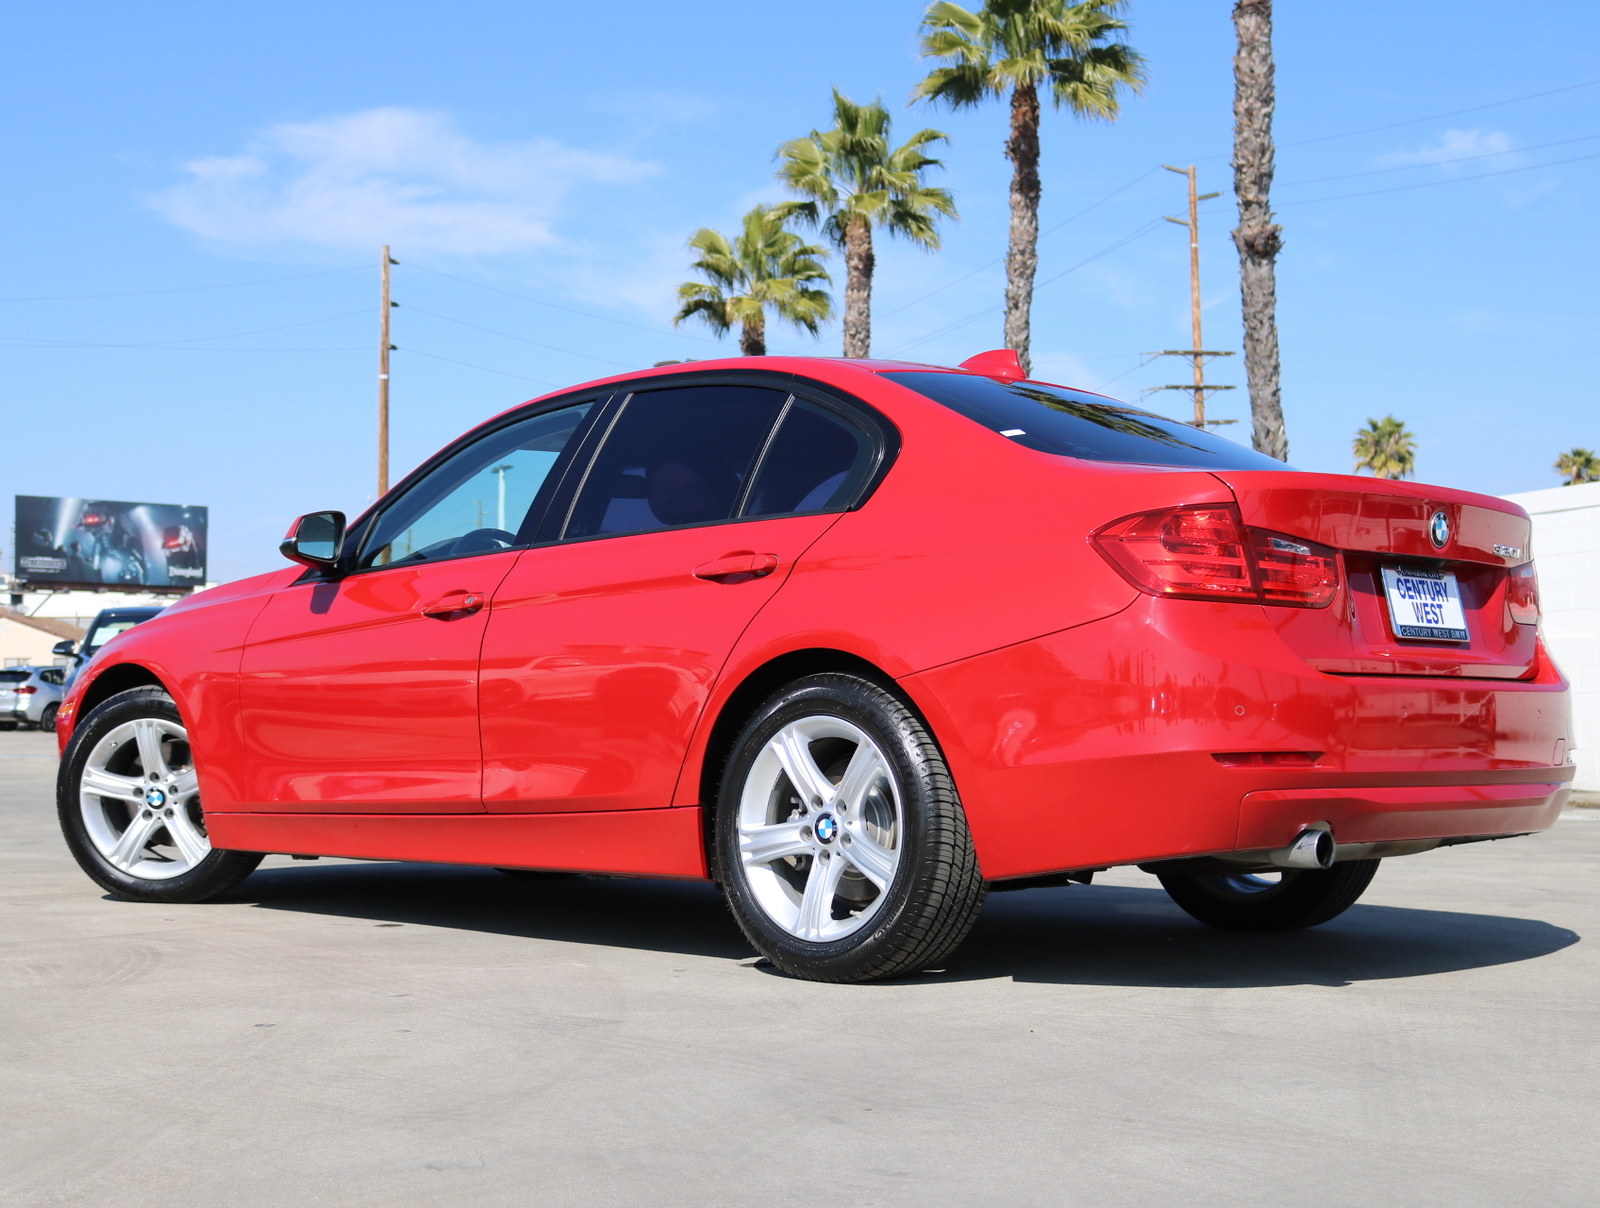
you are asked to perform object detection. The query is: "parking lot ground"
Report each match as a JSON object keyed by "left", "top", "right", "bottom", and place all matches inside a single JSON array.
[{"left": 2, "top": 726, "right": 1596, "bottom": 1207}]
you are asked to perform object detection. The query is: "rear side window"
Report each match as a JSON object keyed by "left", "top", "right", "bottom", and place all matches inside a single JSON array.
[
  {"left": 881, "top": 371, "right": 1292, "bottom": 471},
  {"left": 744, "top": 400, "right": 875, "bottom": 517},
  {"left": 40, "top": 668, "right": 64, "bottom": 685},
  {"left": 565, "top": 385, "right": 789, "bottom": 539}
]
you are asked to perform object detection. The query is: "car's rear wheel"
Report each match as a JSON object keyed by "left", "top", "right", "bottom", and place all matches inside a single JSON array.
[
  {"left": 58, "top": 686, "right": 262, "bottom": 903},
  {"left": 1154, "top": 860, "right": 1380, "bottom": 932},
  {"left": 39, "top": 703, "right": 59, "bottom": 733},
  {"left": 714, "top": 673, "right": 985, "bottom": 983}
]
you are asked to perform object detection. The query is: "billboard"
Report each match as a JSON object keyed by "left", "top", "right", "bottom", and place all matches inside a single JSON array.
[{"left": 14, "top": 496, "right": 207, "bottom": 591}]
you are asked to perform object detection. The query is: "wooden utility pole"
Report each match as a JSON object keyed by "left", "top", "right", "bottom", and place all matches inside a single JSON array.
[
  {"left": 377, "top": 245, "right": 394, "bottom": 497},
  {"left": 1149, "top": 166, "right": 1235, "bottom": 428}
]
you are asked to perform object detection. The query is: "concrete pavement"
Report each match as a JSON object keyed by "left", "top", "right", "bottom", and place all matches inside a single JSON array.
[{"left": 2, "top": 726, "right": 1595, "bottom": 1207}]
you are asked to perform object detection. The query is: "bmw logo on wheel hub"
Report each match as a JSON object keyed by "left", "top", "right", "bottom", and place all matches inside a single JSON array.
[
  {"left": 145, "top": 787, "right": 167, "bottom": 809},
  {"left": 1429, "top": 510, "right": 1451, "bottom": 549},
  {"left": 814, "top": 814, "right": 838, "bottom": 843}
]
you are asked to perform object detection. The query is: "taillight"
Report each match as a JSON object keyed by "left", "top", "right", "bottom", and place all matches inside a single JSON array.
[
  {"left": 1249, "top": 529, "right": 1338, "bottom": 607},
  {"left": 16, "top": 685, "right": 37, "bottom": 695},
  {"left": 1094, "top": 504, "right": 1339, "bottom": 608},
  {"left": 1507, "top": 562, "right": 1540, "bottom": 625}
]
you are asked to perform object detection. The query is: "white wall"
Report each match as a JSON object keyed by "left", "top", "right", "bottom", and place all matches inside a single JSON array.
[
  {"left": 0, "top": 616, "right": 74, "bottom": 668},
  {"left": 1504, "top": 481, "right": 1600, "bottom": 791}
]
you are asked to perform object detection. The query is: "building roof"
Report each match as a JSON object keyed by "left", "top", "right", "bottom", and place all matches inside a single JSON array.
[{"left": 0, "top": 608, "right": 86, "bottom": 640}]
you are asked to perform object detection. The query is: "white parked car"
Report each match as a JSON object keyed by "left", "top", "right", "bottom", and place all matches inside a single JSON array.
[{"left": 0, "top": 665, "right": 66, "bottom": 731}]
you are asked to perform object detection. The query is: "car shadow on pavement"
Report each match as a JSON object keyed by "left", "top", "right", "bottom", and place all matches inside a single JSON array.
[
  {"left": 944, "top": 883, "right": 1580, "bottom": 989},
  {"left": 234, "top": 860, "right": 1579, "bottom": 989}
]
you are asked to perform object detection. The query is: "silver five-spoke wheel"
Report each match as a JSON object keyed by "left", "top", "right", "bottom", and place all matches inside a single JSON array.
[
  {"left": 737, "top": 715, "right": 903, "bottom": 942},
  {"left": 79, "top": 716, "right": 210, "bottom": 879},
  {"left": 716, "top": 673, "right": 985, "bottom": 982}
]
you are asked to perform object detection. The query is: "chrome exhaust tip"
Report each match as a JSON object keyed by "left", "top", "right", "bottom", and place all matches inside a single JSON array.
[{"left": 1269, "top": 826, "right": 1336, "bottom": 870}]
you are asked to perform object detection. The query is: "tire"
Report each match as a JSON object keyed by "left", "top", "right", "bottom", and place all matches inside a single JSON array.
[
  {"left": 1155, "top": 860, "right": 1380, "bottom": 933},
  {"left": 39, "top": 703, "right": 59, "bottom": 733},
  {"left": 57, "top": 686, "right": 263, "bottom": 903},
  {"left": 713, "top": 673, "right": 985, "bottom": 983}
]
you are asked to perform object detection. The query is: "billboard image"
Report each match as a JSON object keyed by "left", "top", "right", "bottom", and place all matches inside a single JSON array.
[{"left": 14, "top": 496, "right": 207, "bottom": 591}]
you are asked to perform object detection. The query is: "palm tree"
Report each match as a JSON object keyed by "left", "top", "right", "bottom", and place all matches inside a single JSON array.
[
  {"left": 1233, "top": 0, "right": 1287, "bottom": 461},
  {"left": 1555, "top": 447, "right": 1600, "bottom": 485},
  {"left": 1352, "top": 416, "right": 1417, "bottom": 480},
  {"left": 913, "top": 0, "right": 1145, "bottom": 375},
  {"left": 777, "top": 90, "right": 958, "bottom": 358},
  {"left": 674, "top": 205, "right": 833, "bottom": 356}
]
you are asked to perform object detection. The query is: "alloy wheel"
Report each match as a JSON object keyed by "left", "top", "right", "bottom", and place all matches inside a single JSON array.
[
  {"left": 736, "top": 715, "right": 902, "bottom": 943},
  {"left": 78, "top": 717, "right": 209, "bottom": 880}
]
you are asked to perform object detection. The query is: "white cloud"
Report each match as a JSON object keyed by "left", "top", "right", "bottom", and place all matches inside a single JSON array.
[
  {"left": 152, "top": 107, "right": 659, "bottom": 255},
  {"left": 1381, "top": 128, "right": 1517, "bottom": 172}
]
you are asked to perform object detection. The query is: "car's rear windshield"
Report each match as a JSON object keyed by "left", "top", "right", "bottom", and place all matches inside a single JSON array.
[
  {"left": 0, "top": 670, "right": 30, "bottom": 682},
  {"left": 880, "top": 371, "right": 1293, "bottom": 471}
]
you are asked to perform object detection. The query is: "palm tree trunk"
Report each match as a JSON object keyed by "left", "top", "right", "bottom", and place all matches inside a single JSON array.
[
  {"left": 1232, "top": 0, "right": 1287, "bottom": 460},
  {"left": 842, "top": 215, "right": 875, "bottom": 358},
  {"left": 740, "top": 313, "right": 766, "bottom": 357},
  {"left": 1004, "top": 81, "right": 1041, "bottom": 376}
]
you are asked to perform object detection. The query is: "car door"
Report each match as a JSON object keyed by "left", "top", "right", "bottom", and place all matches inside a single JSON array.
[
  {"left": 480, "top": 381, "right": 884, "bottom": 813},
  {"left": 237, "top": 397, "right": 600, "bottom": 812}
]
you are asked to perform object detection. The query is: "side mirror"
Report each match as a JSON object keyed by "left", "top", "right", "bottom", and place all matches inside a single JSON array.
[
  {"left": 52, "top": 639, "right": 77, "bottom": 657},
  {"left": 280, "top": 511, "right": 347, "bottom": 568}
]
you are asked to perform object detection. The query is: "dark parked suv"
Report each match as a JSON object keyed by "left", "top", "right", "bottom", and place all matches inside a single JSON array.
[{"left": 56, "top": 606, "right": 165, "bottom": 691}]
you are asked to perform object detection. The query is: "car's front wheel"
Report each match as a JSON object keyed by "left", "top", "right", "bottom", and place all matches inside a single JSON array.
[
  {"left": 714, "top": 673, "right": 985, "bottom": 983},
  {"left": 1154, "top": 860, "right": 1380, "bottom": 933},
  {"left": 58, "top": 686, "right": 262, "bottom": 902}
]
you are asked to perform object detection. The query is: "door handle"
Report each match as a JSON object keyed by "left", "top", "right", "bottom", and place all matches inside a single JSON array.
[
  {"left": 692, "top": 553, "right": 780, "bottom": 584},
  {"left": 421, "top": 592, "right": 486, "bottom": 618}
]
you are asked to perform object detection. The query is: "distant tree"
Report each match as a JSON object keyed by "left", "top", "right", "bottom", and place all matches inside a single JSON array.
[
  {"left": 913, "top": 0, "right": 1145, "bottom": 375},
  {"left": 1352, "top": 416, "right": 1417, "bottom": 480},
  {"left": 1555, "top": 447, "right": 1600, "bottom": 485},
  {"left": 674, "top": 205, "right": 832, "bottom": 356},
  {"left": 1232, "top": 0, "right": 1287, "bottom": 461},
  {"left": 777, "top": 90, "right": 958, "bottom": 359}
]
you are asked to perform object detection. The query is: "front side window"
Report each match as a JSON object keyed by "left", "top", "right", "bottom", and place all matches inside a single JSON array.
[
  {"left": 881, "top": 371, "right": 1293, "bottom": 471},
  {"left": 564, "top": 385, "right": 789, "bottom": 539},
  {"left": 359, "top": 401, "right": 593, "bottom": 569}
]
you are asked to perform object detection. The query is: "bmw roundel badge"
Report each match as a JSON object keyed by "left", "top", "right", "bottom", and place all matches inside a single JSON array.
[
  {"left": 1429, "top": 510, "right": 1451, "bottom": 549},
  {"left": 814, "top": 814, "right": 838, "bottom": 843}
]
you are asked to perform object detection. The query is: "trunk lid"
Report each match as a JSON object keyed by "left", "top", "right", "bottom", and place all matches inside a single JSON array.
[{"left": 1211, "top": 471, "right": 1537, "bottom": 678}]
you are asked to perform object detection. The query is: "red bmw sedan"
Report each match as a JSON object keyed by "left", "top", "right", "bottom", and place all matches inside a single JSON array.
[{"left": 55, "top": 352, "right": 1574, "bottom": 982}]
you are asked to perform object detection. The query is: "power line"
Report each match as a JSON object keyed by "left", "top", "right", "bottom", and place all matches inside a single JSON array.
[
  {"left": 0, "top": 340, "right": 363, "bottom": 352},
  {"left": 1279, "top": 131, "right": 1600, "bottom": 187},
  {"left": 1280, "top": 76, "right": 1600, "bottom": 151},
  {"left": 0, "top": 308, "right": 373, "bottom": 349},
  {"left": 0, "top": 266, "right": 363, "bottom": 303},
  {"left": 883, "top": 219, "right": 1164, "bottom": 356},
  {"left": 875, "top": 166, "right": 1161, "bottom": 321},
  {"left": 403, "top": 261, "right": 727, "bottom": 345},
  {"left": 1279, "top": 149, "right": 1600, "bottom": 207},
  {"left": 400, "top": 304, "right": 637, "bottom": 369},
  {"left": 397, "top": 346, "right": 559, "bottom": 387}
]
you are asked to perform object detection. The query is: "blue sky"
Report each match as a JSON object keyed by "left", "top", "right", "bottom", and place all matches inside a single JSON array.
[{"left": 5, "top": 0, "right": 1598, "bottom": 582}]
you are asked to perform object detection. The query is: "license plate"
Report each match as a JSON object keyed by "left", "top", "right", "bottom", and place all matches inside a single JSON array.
[{"left": 1381, "top": 566, "right": 1469, "bottom": 642}]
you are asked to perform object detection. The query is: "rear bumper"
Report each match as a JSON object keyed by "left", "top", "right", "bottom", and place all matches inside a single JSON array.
[
  {"left": 1239, "top": 782, "right": 1568, "bottom": 849},
  {"left": 903, "top": 596, "right": 1574, "bottom": 880}
]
